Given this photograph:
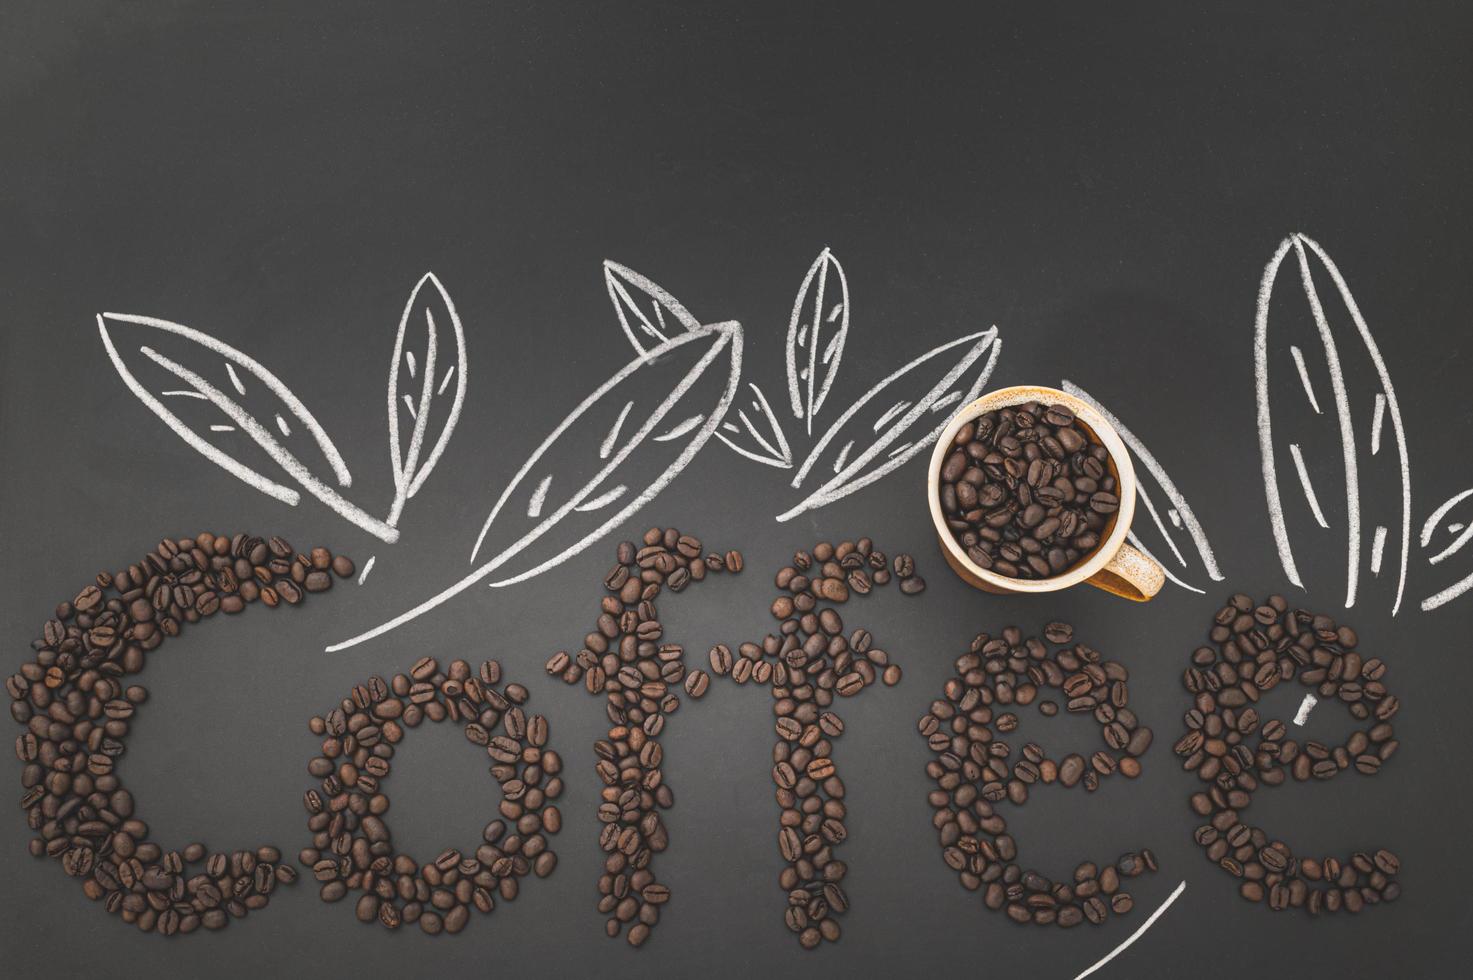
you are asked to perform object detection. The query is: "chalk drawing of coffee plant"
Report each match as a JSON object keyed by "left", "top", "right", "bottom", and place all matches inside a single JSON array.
[
  {"left": 94, "top": 237, "right": 1469, "bottom": 652},
  {"left": 1254, "top": 232, "right": 1473, "bottom": 614},
  {"left": 607, "top": 249, "right": 1004, "bottom": 522}
]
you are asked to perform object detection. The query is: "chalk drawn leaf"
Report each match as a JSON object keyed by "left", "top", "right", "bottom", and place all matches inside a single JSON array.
[
  {"left": 1419, "top": 488, "right": 1473, "bottom": 610},
  {"left": 97, "top": 312, "right": 398, "bottom": 542},
  {"left": 1061, "top": 380, "right": 1224, "bottom": 594},
  {"left": 785, "top": 248, "right": 850, "bottom": 433},
  {"left": 386, "top": 273, "right": 468, "bottom": 526},
  {"left": 716, "top": 381, "right": 794, "bottom": 468},
  {"left": 777, "top": 328, "right": 1001, "bottom": 522},
  {"left": 605, "top": 260, "right": 704, "bottom": 356},
  {"left": 327, "top": 322, "right": 742, "bottom": 650},
  {"left": 1255, "top": 233, "right": 1410, "bottom": 614}
]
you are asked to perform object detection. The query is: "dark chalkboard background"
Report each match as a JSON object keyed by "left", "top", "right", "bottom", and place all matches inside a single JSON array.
[{"left": 3, "top": 2, "right": 1471, "bottom": 977}]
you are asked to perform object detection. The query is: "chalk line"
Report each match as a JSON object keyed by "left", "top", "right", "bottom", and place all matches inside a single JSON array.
[
  {"left": 1422, "top": 569, "right": 1473, "bottom": 611},
  {"left": 1370, "top": 525, "right": 1387, "bottom": 575},
  {"left": 1062, "top": 380, "right": 1223, "bottom": 584},
  {"left": 1128, "top": 530, "right": 1205, "bottom": 594},
  {"left": 527, "top": 474, "right": 552, "bottom": 518},
  {"left": 1289, "top": 444, "right": 1331, "bottom": 529},
  {"left": 599, "top": 401, "right": 635, "bottom": 460},
  {"left": 1371, "top": 393, "right": 1385, "bottom": 455},
  {"left": 1289, "top": 346, "right": 1322, "bottom": 413},
  {"left": 1137, "top": 482, "right": 1190, "bottom": 569},
  {"left": 1255, "top": 237, "right": 1303, "bottom": 589},
  {"left": 574, "top": 484, "right": 628, "bottom": 512},
  {"left": 224, "top": 361, "right": 246, "bottom": 396},
  {"left": 1071, "top": 880, "right": 1186, "bottom": 980},
  {"left": 654, "top": 414, "right": 705, "bottom": 442},
  {"left": 1292, "top": 236, "right": 1360, "bottom": 607}
]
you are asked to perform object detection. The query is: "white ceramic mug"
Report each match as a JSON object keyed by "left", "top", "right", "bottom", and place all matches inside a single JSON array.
[{"left": 927, "top": 385, "right": 1165, "bottom": 602}]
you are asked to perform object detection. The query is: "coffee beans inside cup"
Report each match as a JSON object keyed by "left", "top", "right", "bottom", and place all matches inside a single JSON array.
[{"left": 936, "top": 401, "right": 1119, "bottom": 579}]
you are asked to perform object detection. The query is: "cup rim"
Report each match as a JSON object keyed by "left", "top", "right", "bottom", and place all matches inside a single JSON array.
[{"left": 927, "top": 384, "right": 1138, "bottom": 592}]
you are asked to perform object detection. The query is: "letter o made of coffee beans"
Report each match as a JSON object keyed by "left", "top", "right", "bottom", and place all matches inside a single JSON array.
[
  {"left": 917, "top": 622, "right": 1158, "bottom": 927},
  {"left": 300, "top": 657, "right": 561, "bottom": 935},
  {"left": 9, "top": 531, "right": 354, "bottom": 936},
  {"left": 1180, "top": 595, "right": 1402, "bottom": 914}
]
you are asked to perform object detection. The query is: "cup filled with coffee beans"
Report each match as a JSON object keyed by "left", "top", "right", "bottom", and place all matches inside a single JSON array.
[{"left": 927, "top": 385, "right": 1164, "bottom": 601}]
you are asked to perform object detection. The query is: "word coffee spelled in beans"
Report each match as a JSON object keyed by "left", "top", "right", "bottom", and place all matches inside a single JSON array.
[
  {"left": 937, "top": 401, "right": 1119, "bottom": 579},
  {"left": 301, "top": 657, "right": 561, "bottom": 935},
  {"left": 9, "top": 531, "right": 352, "bottom": 936},
  {"left": 1180, "top": 595, "right": 1402, "bottom": 914},
  {"left": 918, "top": 622, "right": 1157, "bottom": 927}
]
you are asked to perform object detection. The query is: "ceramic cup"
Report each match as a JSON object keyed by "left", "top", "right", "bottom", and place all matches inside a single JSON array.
[{"left": 927, "top": 384, "right": 1165, "bottom": 602}]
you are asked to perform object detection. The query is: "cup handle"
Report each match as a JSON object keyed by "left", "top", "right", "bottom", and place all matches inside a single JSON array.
[{"left": 1085, "top": 543, "right": 1165, "bottom": 602}]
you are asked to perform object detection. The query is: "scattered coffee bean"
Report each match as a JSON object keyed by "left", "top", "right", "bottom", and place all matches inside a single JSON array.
[
  {"left": 917, "top": 621, "right": 1156, "bottom": 927},
  {"left": 9, "top": 531, "right": 349, "bottom": 936},
  {"left": 300, "top": 658, "right": 560, "bottom": 935},
  {"left": 936, "top": 402, "right": 1119, "bottom": 580},
  {"left": 1180, "top": 595, "right": 1402, "bottom": 915}
]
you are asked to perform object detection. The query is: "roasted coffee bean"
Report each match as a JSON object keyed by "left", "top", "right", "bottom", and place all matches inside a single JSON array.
[
  {"left": 937, "top": 403, "right": 1118, "bottom": 580},
  {"left": 12, "top": 531, "right": 351, "bottom": 936},
  {"left": 917, "top": 620, "right": 1155, "bottom": 927},
  {"left": 301, "top": 661, "right": 560, "bottom": 935},
  {"left": 1181, "top": 596, "right": 1402, "bottom": 915}
]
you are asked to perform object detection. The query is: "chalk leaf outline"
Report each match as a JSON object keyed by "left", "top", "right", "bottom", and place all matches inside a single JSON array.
[
  {"left": 97, "top": 312, "right": 399, "bottom": 542},
  {"left": 604, "top": 260, "right": 704, "bottom": 356},
  {"left": 1061, "top": 379, "right": 1224, "bottom": 595},
  {"left": 716, "top": 381, "right": 794, "bottom": 468},
  {"left": 786, "top": 247, "right": 850, "bottom": 433},
  {"left": 1255, "top": 232, "right": 1411, "bottom": 615},
  {"left": 777, "top": 327, "right": 1002, "bottom": 522},
  {"left": 386, "top": 272, "right": 468, "bottom": 527}
]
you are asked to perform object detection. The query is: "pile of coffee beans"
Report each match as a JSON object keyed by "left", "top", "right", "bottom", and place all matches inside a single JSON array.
[
  {"left": 300, "top": 657, "right": 560, "bottom": 935},
  {"left": 9, "top": 531, "right": 352, "bottom": 936},
  {"left": 1179, "top": 594, "right": 1402, "bottom": 914},
  {"left": 711, "top": 539, "right": 919, "bottom": 949},
  {"left": 917, "top": 622, "right": 1157, "bottom": 926},
  {"left": 936, "top": 401, "right": 1119, "bottom": 579},
  {"left": 545, "top": 526, "right": 741, "bottom": 947}
]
